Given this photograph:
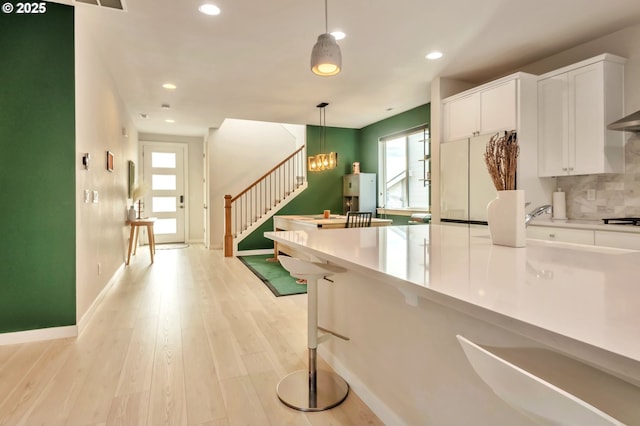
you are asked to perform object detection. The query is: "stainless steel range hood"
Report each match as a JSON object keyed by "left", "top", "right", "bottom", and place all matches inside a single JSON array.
[{"left": 608, "top": 110, "right": 640, "bottom": 132}]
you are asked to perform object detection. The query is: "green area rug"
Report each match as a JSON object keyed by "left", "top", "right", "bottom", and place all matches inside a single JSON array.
[{"left": 238, "top": 254, "right": 307, "bottom": 297}]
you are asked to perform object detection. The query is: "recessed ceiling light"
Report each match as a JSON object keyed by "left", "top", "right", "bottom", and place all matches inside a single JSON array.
[
  {"left": 165, "top": 119, "right": 175, "bottom": 123},
  {"left": 162, "top": 83, "right": 177, "bottom": 90},
  {"left": 426, "top": 51, "right": 443, "bottom": 60},
  {"left": 331, "top": 31, "right": 346, "bottom": 41},
  {"left": 198, "top": 3, "right": 220, "bottom": 15}
]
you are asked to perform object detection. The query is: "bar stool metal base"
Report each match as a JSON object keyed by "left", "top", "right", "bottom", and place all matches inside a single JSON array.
[{"left": 276, "top": 370, "right": 349, "bottom": 412}]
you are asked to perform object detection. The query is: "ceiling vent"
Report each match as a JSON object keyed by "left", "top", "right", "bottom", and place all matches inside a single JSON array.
[{"left": 75, "top": 0, "right": 126, "bottom": 12}]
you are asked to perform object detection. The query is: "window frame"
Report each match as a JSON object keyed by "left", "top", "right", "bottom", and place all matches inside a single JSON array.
[{"left": 378, "top": 125, "right": 431, "bottom": 213}]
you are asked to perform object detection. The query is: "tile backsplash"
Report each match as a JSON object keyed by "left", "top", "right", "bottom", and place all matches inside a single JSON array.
[{"left": 557, "top": 133, "right": 640, "bottom": 220}]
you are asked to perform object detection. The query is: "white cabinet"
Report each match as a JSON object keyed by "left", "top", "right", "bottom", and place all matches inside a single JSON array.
[
  {"left": 443, "top": 78, "right": 517, "bottom": 142},
  {"left": 537, "top": 54, "right": 626, "bottom": 177},
  {"left": 527, "top": 225, "right": 640, "bottom": 250},
  {"left": 526, "top": 226, "right": 595, "bottom": 245},
  {"left": 595, "top": 230, "right": 640, "bottom": 250},
  {"left": 441, "top": 72, "right": 551, "bottom": 219}
]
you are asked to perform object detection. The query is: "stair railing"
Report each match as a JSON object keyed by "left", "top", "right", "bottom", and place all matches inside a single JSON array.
[{"left": 224, "top": 145, "right": 306, "bottom": 256}]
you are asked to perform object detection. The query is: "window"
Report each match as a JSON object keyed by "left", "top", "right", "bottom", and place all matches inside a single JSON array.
[{"left": 379, "top": 126, "right": 430, "bottom": 210}]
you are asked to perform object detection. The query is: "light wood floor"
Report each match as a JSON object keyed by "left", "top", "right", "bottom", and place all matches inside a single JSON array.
[{"left": 0, "top": 245, "right": 383, "bottom": 426}]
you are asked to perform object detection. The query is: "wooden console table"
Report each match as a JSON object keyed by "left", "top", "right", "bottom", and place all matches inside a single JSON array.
[{"left": 126, "top": 218, "right": 156, "bottom": 265}]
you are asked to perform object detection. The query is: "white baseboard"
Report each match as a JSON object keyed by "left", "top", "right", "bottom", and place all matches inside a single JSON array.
[
  {"left": 78, "top": 262, "right": 125, "bottom": 335},
  {"left": 0, "top": 325, "right": 77, "bottom": 346},
  {"left": 0, "top": 263, "right": 127, "bottom": 346},
  {"left": 236, "top": 248, "right": 274, "bottom": 257},
  {"left": 319, "top": 347, "right": 406, "bottom": 426}
]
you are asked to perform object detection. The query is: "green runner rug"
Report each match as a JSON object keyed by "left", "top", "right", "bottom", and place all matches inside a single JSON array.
[{"left": 238, "top": 254, "right": 307, "bottom": 297}]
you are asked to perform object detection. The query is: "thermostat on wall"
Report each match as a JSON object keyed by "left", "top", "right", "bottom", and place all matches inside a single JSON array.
[{"left": 82, "top": 153, "right": 90, "bottom": 169}]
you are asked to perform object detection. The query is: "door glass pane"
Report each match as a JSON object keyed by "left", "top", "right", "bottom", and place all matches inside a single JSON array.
[
  {"left": 152, "top": 152, "right": 176, "bottom": 168},
  {"left": 152, "top": 174, "right": 176, "bottom": 190},
  {"left": 152, "top": 196, "right": 176, "bottom": 212},
  {"left": 155, "top": 218, "right": 177, "bottom": 234}
]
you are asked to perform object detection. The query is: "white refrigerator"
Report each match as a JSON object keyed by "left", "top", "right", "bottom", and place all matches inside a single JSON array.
[
  {"left": 440, "top": 134, "right": 497, "bottom": 224},
  {"left": 343, "top": 173, "right": 377, "bottom": 214}
]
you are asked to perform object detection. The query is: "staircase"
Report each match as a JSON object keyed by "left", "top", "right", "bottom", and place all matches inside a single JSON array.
[{"left": 224, "top": 145, "right": 307, "bottom": 256}]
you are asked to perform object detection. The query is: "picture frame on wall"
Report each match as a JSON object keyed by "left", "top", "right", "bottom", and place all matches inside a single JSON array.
[
  {"left": 128, "top": 160, "right": 135, "bottom": 197},
  {"left": 107, "top": 151, "right": 114, "bottom": 172}
]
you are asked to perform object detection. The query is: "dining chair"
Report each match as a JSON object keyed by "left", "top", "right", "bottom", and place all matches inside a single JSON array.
[{"left": 345, "top": 211, "right": 372, "bottom": 228}]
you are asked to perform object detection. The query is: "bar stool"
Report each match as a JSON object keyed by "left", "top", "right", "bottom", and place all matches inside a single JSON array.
[
  {"left": 456, "top": 335, "right": 624, "bottom": 425},
  {"left": 277, "top": 256, "right": 349, "bottom": 412}
]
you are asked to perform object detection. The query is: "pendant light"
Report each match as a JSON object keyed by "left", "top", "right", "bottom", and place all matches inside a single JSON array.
[
  {"left": 308, "top": 102, "right": 338, "bottom": 171},
  {"left": 310, "top": 0, "right": 341, "bottom": 76}
]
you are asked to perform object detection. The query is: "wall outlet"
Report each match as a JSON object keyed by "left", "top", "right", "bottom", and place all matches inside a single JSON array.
[
  {"left": 92, "top": 190, "right": 99, "bottom": 203},
  {"left": 84, "top": 189, "right": 90, "bottom": 203},
  {"left": 587, "top": 189, "right": 596, "bottom": 201},
  {"left": 97, "top": 263, "right": 101, "bottom": 275}
]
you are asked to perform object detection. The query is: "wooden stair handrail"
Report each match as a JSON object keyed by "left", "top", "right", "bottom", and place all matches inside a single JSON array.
[
  {"left": 224, "top": 145, "right": 306, "bottom": 257},
  {"left": 231, "top": 145, "right": 305, "bottom": 202},
  {"left": 224, "top": 195, "right": 233, "bottom": 257}
]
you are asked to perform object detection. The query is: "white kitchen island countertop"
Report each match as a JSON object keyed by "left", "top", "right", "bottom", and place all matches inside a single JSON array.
[
  {"left": 265, "top": 223, "right": 640, "bottom": 424},
  {"left": 265, "top": 223, "right": 640, "bottom": 380}
]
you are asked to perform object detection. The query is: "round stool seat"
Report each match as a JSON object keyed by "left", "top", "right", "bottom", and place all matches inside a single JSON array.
[{"left": 279, "top": 256, "right": 346, "bottom": 279}]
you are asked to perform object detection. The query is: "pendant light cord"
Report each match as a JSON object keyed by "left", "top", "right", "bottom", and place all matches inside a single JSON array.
[
  {"left": 324, "top": 0, "right": 328, "bottom": 34},
  {"left": 320, "top": 106, "right": 326, "bottom": 153}
]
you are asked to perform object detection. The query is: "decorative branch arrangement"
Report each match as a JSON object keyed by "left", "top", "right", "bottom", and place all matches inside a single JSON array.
[
  {"left": 131, "top": 183, "right": 150, "bottom": 220},
  {"left": 131, "top": 183, "right": 149, "bottom": 202},
  {"left": 484, "top": 130, "right": 519, "bottom": 191}
]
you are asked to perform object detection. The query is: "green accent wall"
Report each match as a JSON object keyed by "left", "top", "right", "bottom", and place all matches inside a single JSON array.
[
  {"left": 359, "top": 104, "right": 431, "bottom": 173},
  {"left": 238, "top": 105, "right": 430, "bottom": 251},
  {"left": 0, "top": 3, "right": 76, "bottom": 332}
]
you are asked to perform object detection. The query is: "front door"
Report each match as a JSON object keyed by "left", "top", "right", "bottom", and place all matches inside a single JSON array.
[{"left": 142, "top": 143, "right": 187, "bottom": 244}]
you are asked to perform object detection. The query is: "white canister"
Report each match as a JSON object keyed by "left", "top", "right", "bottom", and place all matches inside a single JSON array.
[{"left": 552, "top": 189, "right": 567, "bottom": 220}]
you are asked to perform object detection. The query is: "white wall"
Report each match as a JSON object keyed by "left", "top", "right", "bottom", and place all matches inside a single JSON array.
[
  {"left": 208, "top": 119, "right": 305, "bottom": 249},
  {"left": 75, "top": 6, "right": 138, "bottom": 324},
  {"left": 138, "top": 133, "right": 205, "bottom": 243}
]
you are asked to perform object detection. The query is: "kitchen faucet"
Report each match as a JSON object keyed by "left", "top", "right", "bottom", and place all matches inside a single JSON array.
[{"left": 525, "top": 204, "right": 552, "bottom": 226}]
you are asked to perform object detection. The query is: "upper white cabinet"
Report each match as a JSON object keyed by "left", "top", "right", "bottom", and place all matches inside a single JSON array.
[
  {"left": 441, "top": 72, "right": 553, "bottom": 217},
  {"left": 537, "top": 54, "right": 626, "bottom": 177},
  {"left": 443, "top": 78, "right": 517, "bottom": 142}
]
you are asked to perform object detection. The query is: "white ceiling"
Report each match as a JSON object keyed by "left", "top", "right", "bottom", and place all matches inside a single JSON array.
[{"left": 74, "top": 0, "right": 640, "bottom": 137}]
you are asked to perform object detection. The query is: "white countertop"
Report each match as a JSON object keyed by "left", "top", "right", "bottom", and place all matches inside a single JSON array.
[{"left": 265, "top": 224, "right": 640, "bottom": 368}]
